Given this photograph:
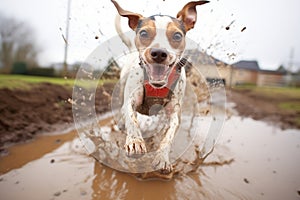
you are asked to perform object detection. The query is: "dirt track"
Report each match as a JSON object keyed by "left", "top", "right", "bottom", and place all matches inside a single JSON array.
[
  {"left": 227, "top": 88, "right": 300, "bottom": 129},
  {"left": 0, "top": 83, "right": 114, "bottom": 149},
  {"left": 0, "top": 84, "right": 300, "bottom": 200},
  {"left": 0, "top": 83, "right": 299, "bottom": 150}
]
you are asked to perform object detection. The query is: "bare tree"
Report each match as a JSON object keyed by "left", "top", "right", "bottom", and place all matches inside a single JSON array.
[{"left": 0, "top": 15, "right": 40, "bottom": 73}]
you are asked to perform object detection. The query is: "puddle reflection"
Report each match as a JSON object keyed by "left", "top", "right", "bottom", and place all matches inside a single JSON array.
[{"left": 0, "top": 116, "right": 299, "bottom": 200}]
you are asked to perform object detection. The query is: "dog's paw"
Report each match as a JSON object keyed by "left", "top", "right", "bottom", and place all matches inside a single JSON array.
[
  {"left": 125, "top": 137, "right": 147, "bottom": 157},
  {"left": 152, "top": 153, "right": 173, "bottom": 174}
]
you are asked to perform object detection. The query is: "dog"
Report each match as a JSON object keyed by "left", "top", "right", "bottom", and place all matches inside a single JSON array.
[{"left": 111, "top": 0, "right": 209, "bottom": 173}]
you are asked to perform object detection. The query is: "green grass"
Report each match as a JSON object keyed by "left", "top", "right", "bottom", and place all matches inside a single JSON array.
[
  {"left": 0, "top": 74, "right": 75, "bottom": 90},
  {"left": 255, "top": 87, "right": 300, "bottom": 99},
  {"left": 233, "top": 85, "right": 300, "bottom": 99},
  {"left": 278, "top": 102, "right": 300, "bottom": 112},
  {"left": 296, "top": 117, "right": 300, "bottom": 127},
  {"left": 278, "top": 101, "right": 300, "bottom": 126},
  {"left": 0, "top": 74, "right": 117, "bottom": 90},
  {"left": 233, "top": 85, "right": 300, "bottom": 127}
]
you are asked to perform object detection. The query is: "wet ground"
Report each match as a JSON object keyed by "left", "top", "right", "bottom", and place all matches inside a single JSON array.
[
  {"left": 0, "top": 115, "right": 299, "bottom": 200},
  {"left": 1, "top": 79, "right": 300, "bottom": 199},
  {"left": 0, "top": 83, "right": 113, "bottom": 148},
  {"left": 227, "top": 88, "right": 300, "bottom": 130}
]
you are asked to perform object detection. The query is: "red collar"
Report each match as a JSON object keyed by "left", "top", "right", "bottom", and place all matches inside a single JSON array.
[{"left": 144, "top": 66, "right": 180, "bottom": 98}]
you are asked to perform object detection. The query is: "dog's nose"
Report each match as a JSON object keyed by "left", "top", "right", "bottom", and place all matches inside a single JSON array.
[{"left": 150, "top": 48, "right": 168, "bottom": 63}]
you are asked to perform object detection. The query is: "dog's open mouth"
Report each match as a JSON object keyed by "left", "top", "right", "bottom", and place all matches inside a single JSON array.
[{"left": 144, "top": 62, "right": 175, "bottom": 88}]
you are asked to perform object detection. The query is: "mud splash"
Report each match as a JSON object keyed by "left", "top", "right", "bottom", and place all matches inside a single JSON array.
[{"left": 0, "top": 116, "right": 299, "bottom": 200}]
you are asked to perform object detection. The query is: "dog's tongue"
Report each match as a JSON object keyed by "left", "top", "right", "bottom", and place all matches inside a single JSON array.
[{"left": 148, "top": 64, "right": 170, "bottom": 82}]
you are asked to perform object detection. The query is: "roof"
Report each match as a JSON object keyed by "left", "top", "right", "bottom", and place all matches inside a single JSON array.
[{"left": 232, "top": 60, "right": 260, "bottom": 71}]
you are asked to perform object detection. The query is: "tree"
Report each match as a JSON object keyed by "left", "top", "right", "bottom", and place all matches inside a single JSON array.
[{"left": 0, "top": 15, "right": 40, "bottom": 73}]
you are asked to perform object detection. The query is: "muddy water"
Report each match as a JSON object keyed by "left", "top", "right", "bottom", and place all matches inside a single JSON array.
[{"left": 0, "top": 116, "right": 299, "bottom": 200}]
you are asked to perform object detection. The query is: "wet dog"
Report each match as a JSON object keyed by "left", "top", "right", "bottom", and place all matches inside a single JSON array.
[{"left": 112, "top": 0, "right": 208, "bottom": 173}]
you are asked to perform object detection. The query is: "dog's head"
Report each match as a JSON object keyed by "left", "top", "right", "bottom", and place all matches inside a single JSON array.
[{"left": 112, "top": 0, "right": 208, "bottom": 87}]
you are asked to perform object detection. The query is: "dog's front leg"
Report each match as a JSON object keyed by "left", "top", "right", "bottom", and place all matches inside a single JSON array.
[
  {"left": 152, "top": 70, "right": 186, "bottom": 173},
  {"left": 122, "top": 69, "right": 147, "bottom": 156},
  {"left": 152, "top": 102, "right": 181, "bottom": 173},
  {"left": 123, "top": 97, "right": 147, "bottom": 156}
]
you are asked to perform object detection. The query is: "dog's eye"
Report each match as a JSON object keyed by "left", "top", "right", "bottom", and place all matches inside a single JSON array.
[
  {"left": 139, "top": 30, "right": 149, "bottom": 39},
  {"left": 173, "top": 32, "right": 182, "bottom": 41}
]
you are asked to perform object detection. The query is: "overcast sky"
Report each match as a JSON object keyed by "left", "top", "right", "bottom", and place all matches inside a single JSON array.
[{"left": 0, "top": 0, "right": 299, "bottom": 71}]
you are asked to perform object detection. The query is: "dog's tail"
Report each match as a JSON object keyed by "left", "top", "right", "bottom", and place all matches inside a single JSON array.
[{"left": 115, "top": 14, "right": 133, "bottom": 50}]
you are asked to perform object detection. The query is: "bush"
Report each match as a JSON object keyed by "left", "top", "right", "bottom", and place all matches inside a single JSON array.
[
  {"left": 11, "top": 62, "right": 27, "bottom": 74},
  {"left": 27, "top": 67, "right": 55, "bottom": 77},
  {"left": 10, "top": 61, "right": 55, "bottom": 77}
]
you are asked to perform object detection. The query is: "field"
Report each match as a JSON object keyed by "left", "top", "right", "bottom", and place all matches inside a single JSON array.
[
  {"left": 1, "top": 74, "right": 299, "bottom": 148},
  {"left": 0, "top": 74, "right": 116, "bottom": 90},
  {"left": 0, "top": 74, "right": 75, "bottom": 89},
  {"left": 0, "top": 75, "right": 115, "bottom": 148},
  {"left": 228, "top": 85, "right": 300, "bottom": 128},
  {"left": 233, "top": 85, "right": 300, "bottom": 99}
]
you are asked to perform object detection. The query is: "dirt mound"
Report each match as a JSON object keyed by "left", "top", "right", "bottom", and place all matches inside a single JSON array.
[{"left": 0, "top": 82, "right": 114, "bottom": 148}]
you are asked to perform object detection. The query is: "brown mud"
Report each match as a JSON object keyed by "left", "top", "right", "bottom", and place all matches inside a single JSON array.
[
  {"left": 227, "top": 88, "right": 300, "bottom": 129},
  {"left": 1, "top": 82, "right": 298, "bottom": 152},
  {"left": 0, "top": 82, "right": 114, "bottom": 150},
  {"left": 0, "top": 81, "right": 299, "bottom": 199},
  {"left": 0, "top": 116, "right": 299, "bottom": 200}
]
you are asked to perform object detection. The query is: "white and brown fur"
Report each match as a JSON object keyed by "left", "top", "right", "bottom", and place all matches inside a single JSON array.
[{"left": 112, "top": 0, "right": 208, "bottom": 173}]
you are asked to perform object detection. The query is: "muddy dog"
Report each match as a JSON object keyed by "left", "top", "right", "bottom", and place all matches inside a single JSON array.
[{"left": 111, "top": 0, "right": 209, "bottom": 173}]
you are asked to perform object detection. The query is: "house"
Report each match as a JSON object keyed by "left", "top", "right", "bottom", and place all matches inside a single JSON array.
[
  {"left": 230, "top": 60, "right": 288, "bottom": 87},
  {"left": 179, "top": 49, "right": 290, "bottom": 87},
  {"left": 257, "top": 69, "right": 286, "bottom": 86},
  {"left": 231, "top": 60, "right": 260, "bottom": 85}
]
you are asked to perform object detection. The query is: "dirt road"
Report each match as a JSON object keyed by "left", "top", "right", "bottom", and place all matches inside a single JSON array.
[
  {"left": 0, "top": 82, "right": 114, "bottom": 150},
  {"left": 1, "top": 83, "right": 299, "bottom": 150},
  {"left": 0, "top": 83, "right": 299, "bottom": 199},
  {"left": 227, "top": 87, "right": 300, "bottom": 129}
]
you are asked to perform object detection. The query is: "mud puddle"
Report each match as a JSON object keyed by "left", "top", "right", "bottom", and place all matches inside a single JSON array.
[{"left": 0, "top": 116, "right": 299, "bottom": 200}]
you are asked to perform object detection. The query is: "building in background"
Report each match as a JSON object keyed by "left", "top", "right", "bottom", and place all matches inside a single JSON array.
[
  {"left": 183, "top": 49, "right": 298, "bottom": 87},
  {"left": 230, "top": 60, "right": 260, "bottom": 86}
]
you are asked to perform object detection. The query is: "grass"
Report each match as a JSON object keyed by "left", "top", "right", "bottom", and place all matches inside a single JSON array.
[
  {"left": 0, "top": 74, "right": 117, "bottom": 90},
  {"left": 233, "top": 84, "right": 300, "bottom": 127},
  {"left": 278, "top": 102, "right": 300, "bottom": 112},
  {"left": 255, "top": 87, "right": 300, "bottom": 99},
  {"left": 278, "top": 102, "right": 300, "bottom": 127},
  {"left": 0, "top": 74, "right": 75, "bottom": 90},
  {"left": 233, "top": 85, "right": 300, "bottom": 99},
  {"left": 296, "top": 117, "right": 300, "bottom": 127}
]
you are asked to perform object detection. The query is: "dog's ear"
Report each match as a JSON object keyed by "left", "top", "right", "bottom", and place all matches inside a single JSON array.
[
  {"left": 111, "top": 0, "right": 143, "bottom": 31},
  {"left": 176, "top": 1, "right": 209, "bottom": 32}
]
